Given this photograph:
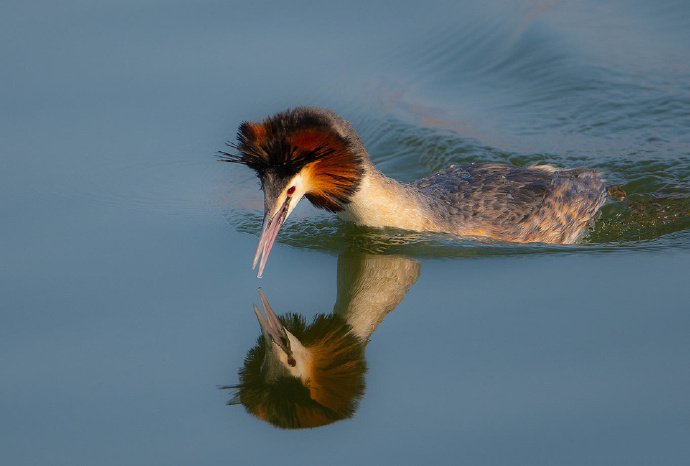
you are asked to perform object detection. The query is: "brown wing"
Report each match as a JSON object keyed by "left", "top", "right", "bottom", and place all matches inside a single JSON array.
[{"left": 415, "top": 163, "right": 607, "bottom": 243}]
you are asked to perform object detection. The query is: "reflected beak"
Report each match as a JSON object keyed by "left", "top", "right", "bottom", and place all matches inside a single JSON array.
[
  {"left": 252, "top": 196, "right": 292, "bottom": 278},
  {"left": 253, "top": 288, "right": 292, "bottom": 359}
]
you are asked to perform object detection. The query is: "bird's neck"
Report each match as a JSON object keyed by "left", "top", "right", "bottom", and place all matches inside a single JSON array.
[
  {"left": 332, "top": 253, "right": 420, "bottom": 341},
  {"left": 339, "top": 163, "right": 436, "bottom": 232}
]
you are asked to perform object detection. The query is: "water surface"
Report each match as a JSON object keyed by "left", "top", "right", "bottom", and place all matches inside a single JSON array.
[{"left": 2, "top": 0, "right": 689, "bottom": 464}]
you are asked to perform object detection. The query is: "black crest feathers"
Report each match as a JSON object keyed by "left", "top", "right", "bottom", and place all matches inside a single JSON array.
[{"left": 220, "top": 107, "right": 365, "bottom": 212}]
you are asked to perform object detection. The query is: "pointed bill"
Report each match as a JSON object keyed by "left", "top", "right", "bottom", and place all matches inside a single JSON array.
[
  {"left": 252, "top": 197, "right": 291, "bottom": 278},
  {"left": 253, "top": 288, "right": 291, "bottom": 356},
  {"left": 252, "top": 215, "right": 271, "bottom": 270}
]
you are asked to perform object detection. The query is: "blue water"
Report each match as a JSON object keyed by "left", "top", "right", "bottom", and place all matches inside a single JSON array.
[{"left": 2, "top": 0, "right": 689, "bottom": 464}]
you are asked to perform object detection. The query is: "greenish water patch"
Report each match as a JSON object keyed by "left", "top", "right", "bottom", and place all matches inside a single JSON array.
[
  {"left": 227, "top": 204, "right": 690, "bottom": 260},
  {"left": 588, "top": 195, "right": 690, "bottom": 243},
  {"left": 225, "top": 118, "right": 690, "bottom": 256}
]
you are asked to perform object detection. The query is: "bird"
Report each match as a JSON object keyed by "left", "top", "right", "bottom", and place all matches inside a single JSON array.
[
  {"left": 221, "top": 107, "right": 608, "bottom": 277},
  {"left": 224, "top": 252, "right": 420, "bottom": 429}
]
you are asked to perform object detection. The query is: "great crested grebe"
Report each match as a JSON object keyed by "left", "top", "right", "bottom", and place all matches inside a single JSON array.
[
  {"left": 221, "top": 107, "right": 608, "bottom": 277},
  {"left": 225, "top": 252, "right": 420, "bottom": 428}
]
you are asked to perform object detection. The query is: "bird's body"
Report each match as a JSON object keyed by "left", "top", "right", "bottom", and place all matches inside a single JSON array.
[
  {"left": 228, "top": 253, "right": 420, "bottom": 428},
  {"left": 222, "top": 107, "right": 608, "bottom": 275},
  {"left": 343, "top": 161, "right": 607, "bottom": 244}
]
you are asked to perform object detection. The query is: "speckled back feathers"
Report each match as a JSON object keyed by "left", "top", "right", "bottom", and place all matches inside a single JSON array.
[{"left": 416, "top": 163, "right": 607, "bottom": 243}]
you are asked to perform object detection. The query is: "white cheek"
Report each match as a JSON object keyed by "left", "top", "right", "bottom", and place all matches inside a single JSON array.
[
  {"left": 286, "top": 194, "right": 305, "bottom": 217},
  {"left": 272, "top": 349, "right": 302, "bottom": 378},
  {"left": 285, "top": 176, "right": 309, "bottom": 217},
  {"left": 291, "top": 175, "right": 308, "bottom": 195},
  {"left": 285, "top": 333, "right": 311, "bottom": 380}
]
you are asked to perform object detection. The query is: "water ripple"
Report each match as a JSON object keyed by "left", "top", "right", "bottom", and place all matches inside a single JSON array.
[
  {"left": 222, "top": 0, "right": 690, "bottom": 259},
  {"left": 222, "top": 117, "right": 690, "bottom": 257}
]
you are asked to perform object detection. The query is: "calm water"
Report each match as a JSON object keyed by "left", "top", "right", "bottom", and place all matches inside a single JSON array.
[{"left": 2, "top": 0, "right": 689, "bottom": 464}]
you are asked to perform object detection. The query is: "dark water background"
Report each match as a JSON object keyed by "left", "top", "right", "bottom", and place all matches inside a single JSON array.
[{"left": 2, "top": 0, "right": 689, "bottom": 464}]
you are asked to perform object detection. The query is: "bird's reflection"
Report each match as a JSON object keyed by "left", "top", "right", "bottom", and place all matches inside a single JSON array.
[{"left": 224, "top": 251, "right": 420, "bottom": 429}]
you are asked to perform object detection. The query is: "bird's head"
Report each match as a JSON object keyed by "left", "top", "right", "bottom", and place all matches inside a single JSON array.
[
  {"left": 225, "top": 289, "right": 366, "bottom": 429},
  {"left": 221, "top": 107, "right": 365, "bottom": 277}
]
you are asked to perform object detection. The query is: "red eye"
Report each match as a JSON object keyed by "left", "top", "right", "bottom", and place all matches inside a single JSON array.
[{"left": 287, "top": 186, "right": 296, "bottom": 196}]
